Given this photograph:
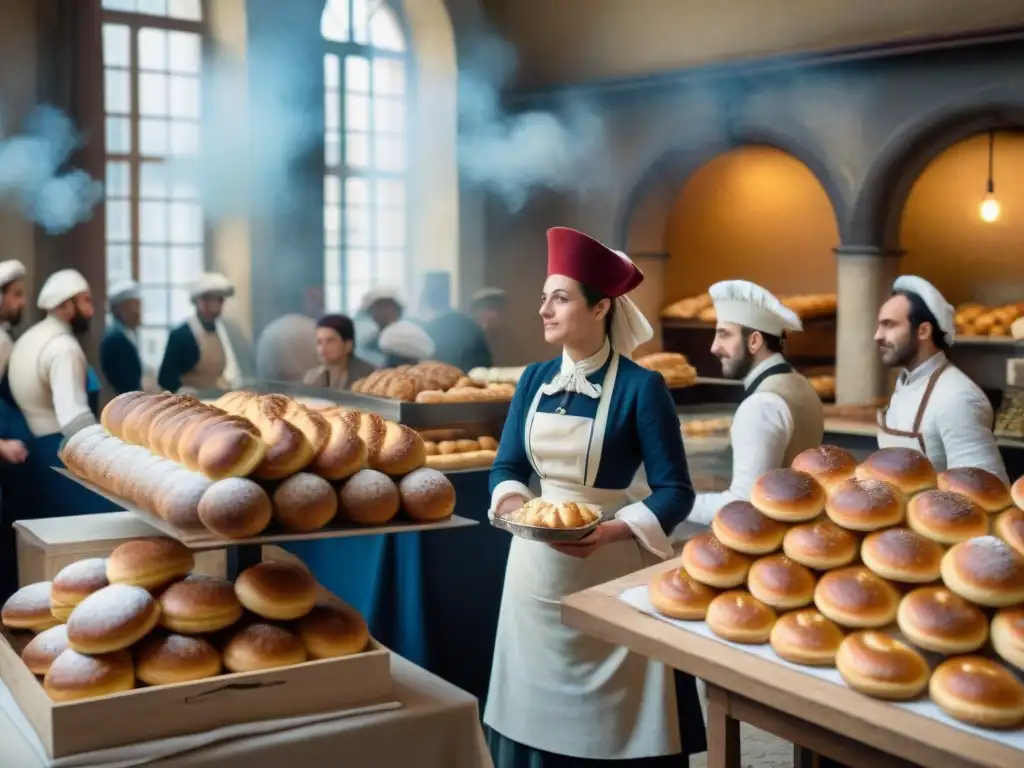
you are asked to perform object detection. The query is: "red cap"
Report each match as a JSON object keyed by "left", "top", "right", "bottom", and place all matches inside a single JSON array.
[{"left": 546, "top": 227, "right": 643, "bottom": 298}]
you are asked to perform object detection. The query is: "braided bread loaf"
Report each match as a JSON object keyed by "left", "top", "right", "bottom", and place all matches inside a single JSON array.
[{"left": 321, "top": 407, "right": 426, "bottom": 476}]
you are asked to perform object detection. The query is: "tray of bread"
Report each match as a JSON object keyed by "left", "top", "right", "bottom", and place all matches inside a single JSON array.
[
  {"left": 422, "top": 429, "right": 499, "bottom": 471},
  {"left": 492, "top": 499, "right": 602, "bottom": 543},
  {"left": 0, "top": 539, "right": 396, "bottom": 758},
  {"left": 630, "top": 445, "right": 1024, "bottom": 737},
  {"left": 636, "top": 352, "right": 698, "bottom": 389},
  {"left": 467, "top": 365, "right": 526, "bottom": 386},
  {"left": 661, "top": 292, "right": 837, "bottom": 323},
  {"left": 955, "top": 301, "right": 1024, "bottom": 340},
  {"left": 350, "top": 361, "right": 515, "bottom": 404},
  {"left": 58, "top": 391, "right": 474, "bottom": 547}
]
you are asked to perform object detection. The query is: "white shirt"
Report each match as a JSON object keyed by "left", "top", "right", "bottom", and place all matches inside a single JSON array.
[
  {"left": 8, "top": 315, "right": 95, "bottom": 437},
  {"left": 0, "top": 325, "right": 12, "bottom": 378},
  {"left": 881, "top": 352, "right": 1007, "bottom": 484},
  {"left": 677, "top": 354, "right": 796, "bottom": 531}
]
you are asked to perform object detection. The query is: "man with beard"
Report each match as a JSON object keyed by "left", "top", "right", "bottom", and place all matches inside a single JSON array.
[
  {"left": 99, "top": 279, "right": 157, "bottom": 394},
  {"left": 874, "top": 275, "right": 1006, "bottom": 482},
  {"left": 0, "top": 260, "right": 29, "bottom": 464},
  {"left": 679, "top": 280, "right": 824, "bottom": 528}
]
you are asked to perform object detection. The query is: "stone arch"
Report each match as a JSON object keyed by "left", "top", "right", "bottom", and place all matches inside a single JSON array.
[
  {"left": 849, "top": 82, "right": 1024, "bottom": 250},
  {"left": 615, "top": 124, "right": 850, "bottom": 253}
]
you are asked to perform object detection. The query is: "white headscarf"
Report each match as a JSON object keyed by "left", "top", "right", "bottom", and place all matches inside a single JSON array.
[{"left": 609, "top": 250, "right": 654, "bottom": 358}]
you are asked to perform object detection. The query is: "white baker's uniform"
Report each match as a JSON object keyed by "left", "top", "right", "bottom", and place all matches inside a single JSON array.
[
  {"left": 0, "top": 325, "right": 13, "bottom": 378},
  {"left": 877, "top": 351, "right": 1007, "bottom": 484},
  {"left": 485, "top": 348, "right": 680, "bottom": 760}
]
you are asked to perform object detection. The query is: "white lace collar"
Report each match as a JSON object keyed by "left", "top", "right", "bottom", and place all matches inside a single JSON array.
[{"left": 541, "top": 338, "right": 612, "bottom": 399}]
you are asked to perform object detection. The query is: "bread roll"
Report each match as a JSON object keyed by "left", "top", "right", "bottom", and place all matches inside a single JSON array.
[
  {"left": 747, "top": 555, "right": 816, "bottom": 610},
  {"left": 369, "top": 419, "right": 427, "bottom": 476},
  {"left": 940, "top": 536, "right": 1024, "bottom": 607},
  {"left": 1013, "top": 475, "right": 1024, "bottom": 512},
  {"left": 213, "top": 392, "right": 318, "bottom": 479},
  {"left": 159, "top": 575, "right": 243, "bottom": 634},
  {"left": 153, "top": 471, "right": 214, "bottom": 533},
  {"left": 994, "top": 507, "right": 1024, "bottom": 557},
  {"left": 929, "top": 657, "right": 1024, "bottom": 728},
  {"left": 711, "top": 500, "right": 786, "bottom": 555},
  {"left": 897, "top": 586, "right": 987, "bottom": 654},
  {"left": 680, "top": 532, "right": 751, "bottom": 589},
  {"left": 906, "top": 490, "right": 989, "bottom": 545},
  {"left": 750, "top": 469, "right": 826, "bottom": 523},
  {"left": 234, "top": 561, "right": 317, "bottom": 621},
  {"left": 2, "top": 582, "right": 61, "bottom": 633},
  {"left": 43, "top": 648, "right": 135, "bottom": 702},
  {"left": 813, "top": 566, "right": 900, "bottom": 628},
  {"left": 782, "top": 519, "right": 858, "bottom": 570},
  {"left": 398, "top": 468, "right": 456, "bottom": 522},
  {"left": 855, "top": 448, "right": 936, "bottom": 495},
  {"left": 310, "top": 407, "right": 367, "bottom": 481},
  {"left": 769, "top": 608, "right": 844, "bottom": 666},
  {"left": 178, "top": 410, "right": 269, "bottom": 480},
  {"left": 339, "top": 469, "right": 401, "bottom": 525},
  {"left": 297, "top": 602, "right": 370, "bottom": 659},
  {"left": 835, "top": 631, "right": 929, "bottom": 700},
  {"left": 860, "top": 527, "right": 943, "bottom": 583},
  {"left": 21, "top": 625, "right": 71, "bottom": 676},
  {"left": 272, "top": 473, "right": 338, "bottom": 532},
  {"left": 825, "top": 477, "right": 904, "bottom": 531},
  {"left": 107, "top": 538, "right": 195, "bottom": 591},
  {"left": 66, "top": 584, "right": 161, "bottom": 654},
  {"left": 198, "top": 478, "right": 273, "bottom": 539},
  {"left": 135, "top": 632, "right": 223, "bottom": 685},
  {"left": 790, "top": 445, "right": 857, "bottom": 491},
  {"left": 937, "top": 467, "right": 1012, "bottom": 514},
  {"left": 991, "top": 607, "right": 1024, "bottom": 669},
  {"left": 50, "top": 559, "right": 109, "bottom": 621},
  {"left": 100, "top": 391, "right": 149, "bottom": 436},
  {"left": 705, "top": 590, "right": 776, "bottom": 644},
  {"left": 648, "top": 567, "right": 718, "bottom": 620},
  {"left": 222, "top": 622, "right": 307, "bottom": 673}
]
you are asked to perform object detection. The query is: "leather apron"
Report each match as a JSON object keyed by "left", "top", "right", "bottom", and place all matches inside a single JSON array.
[{"left": 876, "top": 362, "right": 950, "bottom": 454}]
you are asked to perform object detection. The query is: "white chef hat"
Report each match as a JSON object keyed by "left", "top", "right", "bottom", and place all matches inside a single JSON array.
[
  {"left": 38, "top": 269, "right": 91, "bottom": 311},
  {"left": 190, "top": 272, "right": 235, "bottom": 299},
  {"left": 107, "top": 278, "right": 140, "bottom": 307},
  {"left": 471, "top": 287, "right": 506, "bottom": 305},
  {"left": 0, "top": 260, "right": 26, "bottom": 288},
  {"left": 359, "top": 286, "right": 404, "bottom": 312},
  {"left": 709, "top": 279, "right": 803, "bottom": 336},
  {"left": 892, "top": 275, "right": 955, "bottom": 345},
  {"left": 378, "top": 320, "right": 435, "bottom": 361}
]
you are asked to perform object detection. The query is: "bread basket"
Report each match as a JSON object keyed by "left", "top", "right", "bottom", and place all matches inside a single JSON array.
[{"left": 490, "top": 500, "right": 603, "bottom": 543}]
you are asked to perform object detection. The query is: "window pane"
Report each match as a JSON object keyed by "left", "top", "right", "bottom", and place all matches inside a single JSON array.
[
  {"left": 168, "top": 0, "right": 202, "bottom": 21},
  {"left": 169, "top": 75, "right": 200, "bottom": 119},
  {"left": 376, "top": 211, "right": 404, "bottom": 248},
  {"left": 320, "top": 0, "right": 350, "bottom": 42},
  {"left": 140, "top": 245, "right": 168, "bottom": 284},
  {"left": 324, "top": 284, "right": 342, "bottom": 313},
  {"left": 324, "top": 54, "right": 340, "bottom": 90},
  {"left": 325, "top": 226, "right": 340, "bottom": 248},
  {"left": 140, "top": 201, "right": 169, "bottom": 243},
  {"left": 374, "top": 135, "right": 405, "bottom": 171},
  {"left": 346, "top": 56, "right": 370, "bottom": 93},
  {"left": 106, "top": 116, "right": 131, "bottom": 154},
  {"left": 352, "top": 0, "right": 369, "bottom": 44},
  {"left": 138, "top": 28, "right": 167, "bottom": 70},
  {"left": 345, "top": 177, "right": 369, "bottom": 205},
  {"left": 170, "top": 202, "right": 202, "bottom": 243},
  {"left": 140, "top": 118, "right": 169, "bottom": 155},
  {"left": 377, "top": 250, "right": 404, "bottom": 279},
  {"left": 168, "top": 31, "right": 201, "bottom": 74},
  {"left": 106, "top": 244, "right": 132, "bottom": 284},
  {"left": 139, "top": 72, "right": 168, "bottom": 116},
  {"left": 103, "top": 24, "right": 131, "bottom": 67},
  {"left": 170, "top": 288, "right": 191, "bottom": 322},
  {"left": 345, "top": 282, "right": 368, "bottom": 316},
  {"left": 170, "top": 246, "right": 203, "bottom": 284},
  {"left": 345, "top": 207, "right": 370, "bottom": 246},
  {"left": 325, "top": 135, "right": 340, "bottom": 167},
  {"left": 141, "top": 288, "right": 169, "bottom": 325},
  {"left": 169, "top": 120, "right": 200, "bottom": 156},
  {"left": 104, "top": 69, "right": 131, "bottom": 114},
  {"left": 347, "top": 249, "right": 371, "bottom": 284},
  {"left": 346, "top": 133, "right": 370, "bottom": 169},
  {"left": 171, "top": 175, "right": 199, "bottom": 200},
  {"left": 106, "top": 200, "right": 130, "bottom": 241},
  {"left": 345, "top": 94, "right": 369, "bottom": 131},
  {"left": 137, "top": 0, "right": 168, "bottom": 16},
  {"left": 324, "top": 246, "right": 340, "bottom": 286},
  {"left": 103, "top": 0, "right": 136, "bottom": 11},
  {"left": 376, "top": 179, "right": 404, "bottom": 208},
  {"left": 372, "top": 58, "right": 405, "bottom": 96},
  {"left": 138, "top": 327, "right": 168, "bottom": 370},
  {"left": 370, "top": 9, "right": 405, "bottom": 51},
  {"left": 325, "top": 91, "right": 340, "bottom": 132},
  {"left": 106, "top": 161, "right": 130, "bottom": 198},
  {"left": 324, "top": 176, "right": 341, "bottom": 205},
  {"left": 324, "top": 204, "right": 341, "bottom": 234},
  {"left": 373, "top": 98, "right": 403, "bottom": 133},
  {"left": 140, "top": 162, "right": 167, "bottom": 199}
]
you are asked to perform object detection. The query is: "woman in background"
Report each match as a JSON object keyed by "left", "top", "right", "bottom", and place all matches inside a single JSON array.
[
  {"left": 303, "top": 314, "right": 376, "bottom": 390},
  {"left": 486, "top": 227, "right": 706, "bottom": 766}
]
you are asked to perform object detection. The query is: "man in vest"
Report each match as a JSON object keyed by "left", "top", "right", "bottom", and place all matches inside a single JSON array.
[
  {"left": 158, "top": 272, "right": 244, "bottom": 393},
  {"left": 678, "top": 279, "right": 824, "bottom": 530},
  {"left": 99, "top": 279, "right": 157, "bottom": 394},
  {"left": 0, "top": 259, "right": 29, "bottom": 464}
]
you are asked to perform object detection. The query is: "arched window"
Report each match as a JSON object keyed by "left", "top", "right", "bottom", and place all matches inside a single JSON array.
[
  {"left": 100, "top": 0, "right": 205, "bottom": 369},
  {"left": 321, "top": 0, "right": 409, "bottom": 313}
]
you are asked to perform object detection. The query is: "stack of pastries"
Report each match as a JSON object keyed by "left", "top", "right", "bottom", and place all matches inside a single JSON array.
[
  {"left": 59, "top": 391, "right": 456, "bottom": 540},
  {"left": 1, "top": 538, "right": 372, "bottom": 702},
  {"left": 636, "top": 353, "right": 698, "bottom": 389},
  {"left": 955, "top": 301, "right": 1024, "bottom": 338},
  {"left": 351, "top": 361, "right": 515, "bottom": 403},
  {"left": 662, "top": 292, "right": 837, "bottom": 323},
  {"left": 648, "top": 445, "right": 1024, "bottom": 730}
]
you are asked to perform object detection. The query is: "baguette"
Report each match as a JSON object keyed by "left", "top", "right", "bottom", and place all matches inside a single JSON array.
[
  {"left": 425, "top": 450, "right": 496, "bottom": 471},
  {"left": 213, "top": 391, "right": 319, "bottom": 480}
]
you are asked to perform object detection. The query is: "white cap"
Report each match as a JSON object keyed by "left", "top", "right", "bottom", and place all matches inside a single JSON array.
[
  {"left": 38, "top": 269, "right": 90, "bottom": 311},
  {"left": 471, "top": 287, "right": 506, "bottom": 304},
  {"left": 189, "top": 272, "right": 235, "bottom": 299},
  {"left": 378, "top": 320, "right": 435, "bottom": 361},
  {"left": 359, "top": 287, "right": 404, "bottom": 312},
  {"left": 709, "top": 279, "right": 802, "bottom": 336},
  {"left": 107, "top": 279, "right": 140, "bottom": 307},
  {"left": 892, "top": 275, "right": 955, "bottom": 345},
  {"left": 0, "top": 260, "right": 26, "bottom": 287}
]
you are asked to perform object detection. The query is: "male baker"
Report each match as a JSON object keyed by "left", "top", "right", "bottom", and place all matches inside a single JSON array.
[
  {"left": 874, "top": 275, "right": 1007, "bottom": 482},
  {"left": 99, "top": 279, "right": 157, "bottom": 394},
  {"left": 678, "top": 280, "right": 824, "bottom": 529}
]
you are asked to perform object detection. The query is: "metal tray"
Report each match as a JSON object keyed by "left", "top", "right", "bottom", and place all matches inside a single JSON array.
[{"left": 490, "top": 515, "right": 601, "bottom": 543}]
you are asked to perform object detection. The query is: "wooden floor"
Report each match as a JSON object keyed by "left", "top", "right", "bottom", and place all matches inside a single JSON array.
[{"left": 690, "top": 681, "right": 794, "bottom": 768}]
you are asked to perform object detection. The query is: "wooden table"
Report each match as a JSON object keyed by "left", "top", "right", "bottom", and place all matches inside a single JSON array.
[{"left": 561, "top": 560, "right": 1022, "bottom": 768}]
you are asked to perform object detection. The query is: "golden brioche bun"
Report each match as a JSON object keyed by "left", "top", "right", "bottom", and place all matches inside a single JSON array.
[
  {"left": 711, "top": 501, "right": 786, "bottom": 555},
  {"left": 51, "top": 559, "right": 109, "bottom": 616},
  {"left": 705, "top": 590, "right": 776, "bottom": 644},
  {"left": 296, "top": 602, "right": 370, "bottom": 659},
  {"left": 2, "top": 582, "right": 61, "bottom": 633},
  {"left": 860, "top": 527, "right": 943, "bottom": 584},
  {"left": 106, "top": 538, "right": 195, "bottom": 591},
  {"left": 222, "top": 622, "right": 307, "bottom": 673},
  {"left": 1012, "top": 476, "right": 1024, "bottom": 511},
  {"left": 135, "top": 631, "right": 223, "bottom": 685},
  {"left": 790, "top": 445, "right": 857, "bottom": 491},
  {"left": 680, "top": 532, "right": 751, "bottom": 589},
  {"left": 993, "top": 507, "right": 1024, "bottom": 557},
  {"left": 750, "top": 469, "right": 825, "bottom": 523},
  {"left": 896, "top": 586, "right": 988, "bottom": 654},
  {"left": 991, "top": 607, "right": 1024, "bottom": 670},
  {"left": 813, "top": 566, "right": 900, "bottom": 629},
  {"left": 782, "top": 519, "right": 858, "bottom": 570},
  {"left": 158, "top": 575, "right": 243, "bottom": 634},
  {"left": 66, "top": 583, "right": 162, "bottom": 654},
  {"left": 936, "top": 467, "right": 1013, "bottom": 514},
  {"left": 929, "top": 657, "right": 1024, "bottom": 728},
  {"left": 836, "top": 631, "right": 929, "bottom": 700},
  {"left": 234, "top": 561, "right": 317, "bottom": 621},
  {"left": 855, "top": 448, "right": 937, "bottom": 495},
  {"left": 746, "top": 555, "right": 816, "bottom": 610},
  {"left": 940, "top": 536, "right": 1024, "bottom": 607},
  {"left": 21, "top": 624, "right": 70, "bottom": 676},
  {"left": 43, "top": 648, "right": 135, "bottom": 702},
  {"left": 825, "top": 477, "right": 904, "bottom": 531},
  {"left": 769, "top": 608, "right": 844, "bottom": 666},
  {"left": 648, "top": 567, "right": 718, "bottom": 620},
  {"left": 906, "top": 490, "right": 988, "bottom": 545}
]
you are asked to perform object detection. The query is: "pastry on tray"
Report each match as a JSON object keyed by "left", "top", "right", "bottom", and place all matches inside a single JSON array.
[{"left": 507, "top": 499, "right": 600, "bottom": 529}]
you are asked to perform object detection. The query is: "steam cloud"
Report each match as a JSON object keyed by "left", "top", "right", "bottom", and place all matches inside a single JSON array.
[
  {"left": 0, "top": 104, "right": 104, "bottom": 234},
  {"left": 457, "top": 35, "right": 607, "bottom": 212}
]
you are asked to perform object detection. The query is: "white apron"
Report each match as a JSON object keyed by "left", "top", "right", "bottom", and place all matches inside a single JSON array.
[
  {"left": 484, "top": 353, "right": 680, "bottom": 759},
  {"left": 181, "top": 316, "right": 235, "bottom": 391},
  {"left": 876, "top": 362, "right": 949, "bottom": 456}
]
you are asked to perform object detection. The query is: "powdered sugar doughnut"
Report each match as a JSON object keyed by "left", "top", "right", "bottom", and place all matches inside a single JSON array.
[
  {"left": 51, "top": 558, "right": 109, "bottom": 620},
  {"left": 66, "top": 584, "right": 161, "bottom": 654},
  {"left": 136, "top": 632, "right": 222, "bottom": 685},
  {"left": 197, "top": 477, "right": 273, "bottom": 539},
  {"left": 273, "top": 473, "right": 338, "bottom": 532},
  {"left": 399, "top": 468, "right": 455, "bottom": 521},
  {"left": 44, "top": 648, "right": 135, "bottom": 701},
  {"left": 223, "top": 622, "right": 307, "bottom": 672},
  {"left": 22, "top": 624, "right": 70, "bottom": 675},
  {"left": 2, "top": 582, "right": 60, "bottom": 633},
  {"left": 157, "top": 470, "right": 214, "bottom": 532},
  {"left": 339, "top": 469, "right": 400, "bottom": 525}
]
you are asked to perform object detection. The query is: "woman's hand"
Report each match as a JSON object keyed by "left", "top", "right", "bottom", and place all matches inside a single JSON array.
[
  {"left": 549, "top": 520, "right": 632, "bottom": 558},
  {"left": 494, "top": 494, "right": 528, "bottom": 519},
  {"left": 0, "top": 439, "right": 28, "bottom": 464}
]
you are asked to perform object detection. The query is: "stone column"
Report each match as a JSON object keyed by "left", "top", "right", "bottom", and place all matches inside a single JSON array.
[
  {"left": 630, "top": 252, "right": 670, "bottom": 358},
  {"left": 834, "top": 246, "right": 902, "bottom": 404}
]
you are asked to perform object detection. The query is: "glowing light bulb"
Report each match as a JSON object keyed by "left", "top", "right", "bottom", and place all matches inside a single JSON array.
[{"left": 980, "top": 193, "right": 1000, "bottom": 223}]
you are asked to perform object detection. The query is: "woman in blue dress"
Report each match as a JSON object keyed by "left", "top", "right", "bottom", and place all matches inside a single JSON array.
[{"left": 485, "top": 227, "right": 706, "bottom": 766}]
